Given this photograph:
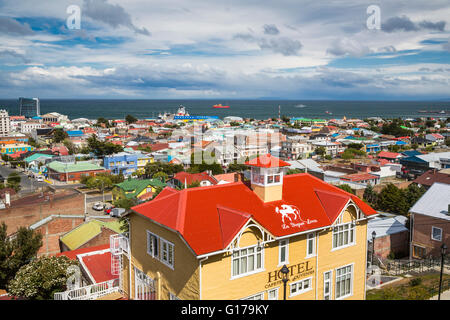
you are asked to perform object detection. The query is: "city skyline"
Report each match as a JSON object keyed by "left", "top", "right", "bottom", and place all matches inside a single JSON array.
[{"left": 0, "top": 0, "right": 450, "bottom": 100}]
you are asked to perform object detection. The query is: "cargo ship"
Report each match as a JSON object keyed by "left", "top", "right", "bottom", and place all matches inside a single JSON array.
[{"left": 213, "top": 104, "right": 230, "bottom": 109}]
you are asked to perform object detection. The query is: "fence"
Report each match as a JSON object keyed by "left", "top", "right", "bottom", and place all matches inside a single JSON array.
[
  {"left": 384, "top": 256, "right": 450, "bottom": 276},
  {"left": 428, "top": 278, "right": 450, "bottom": 297},
  {"left": 54, "top": 278, "right": 119, "bottom": 300}
]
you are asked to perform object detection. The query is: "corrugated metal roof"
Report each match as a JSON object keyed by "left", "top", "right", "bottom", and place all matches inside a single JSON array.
[{"left": 409, "top": 182, "right": 450, "bottom": 221}]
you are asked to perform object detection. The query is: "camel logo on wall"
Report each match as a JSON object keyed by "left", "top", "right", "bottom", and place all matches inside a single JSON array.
[{"left": 275, "top": 204, "right": 317, "bottom": 229}]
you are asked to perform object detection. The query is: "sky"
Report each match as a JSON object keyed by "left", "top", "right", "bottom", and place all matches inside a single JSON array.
[{"left": 0, "top": 0, "right": 449, "bottom": 100}]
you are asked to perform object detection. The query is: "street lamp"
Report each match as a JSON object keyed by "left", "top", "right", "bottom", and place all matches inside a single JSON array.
[
  {"left": 438, "top": 243, "right": 447, "bottom": 300},
  {"left": 280, "top": 264, "right": 289, "bottom": 300},
  {"left": 371, "top": 231, "right": 376, "bottom": 273}
]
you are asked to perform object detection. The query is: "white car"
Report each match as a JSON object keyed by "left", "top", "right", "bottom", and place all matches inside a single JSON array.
[
  {"left": 92, "top": 202, "right": 104, "bottom": 211},
  {"left": 35, "top": 176, "right": 44, "bottom": 182}
]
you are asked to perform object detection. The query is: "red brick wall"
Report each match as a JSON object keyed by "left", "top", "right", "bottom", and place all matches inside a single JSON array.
[
  {"left": 48, "top": 169, "right": 110, "bottom": 182},
  {"left": 35, "top": 216, "right": 85, "bottom": 256},
  {"left": 412, "top": 213, "right": 450, "bottom": 258},
  {"left": 0, "top": 191, "right": 85, "bottom": 235},
  {"left": 373, "top": 231, "right": 409, "bottom": 259}
]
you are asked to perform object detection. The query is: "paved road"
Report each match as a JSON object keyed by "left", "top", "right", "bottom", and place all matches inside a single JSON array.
[
  {"left": 0, "top": 165, "right": 45, "bottom": 193},
  {"left": 430, "top": 289, "right": 450, "bottom": 300}
]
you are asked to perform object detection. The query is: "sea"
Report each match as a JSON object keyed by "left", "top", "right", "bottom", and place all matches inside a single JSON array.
[{"left": 0, "top": 99, "right": 449, "bottom": 120}]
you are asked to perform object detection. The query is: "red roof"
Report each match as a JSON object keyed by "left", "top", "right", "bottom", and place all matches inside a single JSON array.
[
  {"left": 377, "top": 151, "right": 401, "bottom": 159},
  {"left": 57, "top": 244, "right": 109, "bottom": 260},
  {"left": 340, "top": 173, "right": 379, "bottom": 182},
  {"left": 245, "top": 154, "right": 291, "bottom": 168},
  {"left": 132, "top": 174, "right": 376, "bottom": 256},
  {"left": 57, "top": 244, "right": 115, "bottom": 283},
  {"left": 80, "top": 250, "right": 116, "bottom": 283},
  {"left": 173, "top": 171, "right": 218, "bottom": 186}
]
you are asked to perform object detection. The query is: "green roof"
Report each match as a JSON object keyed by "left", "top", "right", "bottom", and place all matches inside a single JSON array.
[
  {"left": 115, "top": 178, "right": 166, "bottom": 199},
  {"left": 60, "top": 219, "right": 122, "bottom": 250},
  {"left": 24, "top": 153, "right": 54, "bottom": 163},
  {"left": 47, "top": 161, "right": 105, "bottom": 173}
]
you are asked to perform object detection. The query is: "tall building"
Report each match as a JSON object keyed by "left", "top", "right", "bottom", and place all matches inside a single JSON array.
[
  {"left": 19, "top": 97, "right": 40, "bottom": 118},
  {"left": 0, "top": 109, "right": 11, "bottom": 137}
]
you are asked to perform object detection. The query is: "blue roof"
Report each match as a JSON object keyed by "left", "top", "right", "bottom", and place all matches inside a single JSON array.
[
  {"left": 399, "top": 155, "right": 427, "bottom": 164},
  {"left": 32, "top": 116, "right": 42, "bottom": 119},
  {"left": 66, "top": 130, "right": 84, "bottom": 137},
  {"left": 402, "top": 150, "right": 422, "bottom": 157},
  {"left": 395, "top": 141, "right": 407, "bottom": 145}
]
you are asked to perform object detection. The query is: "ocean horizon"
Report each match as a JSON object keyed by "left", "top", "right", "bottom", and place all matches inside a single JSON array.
[{"left": 0, "top": 99, "right": 449, "bottom": 121}]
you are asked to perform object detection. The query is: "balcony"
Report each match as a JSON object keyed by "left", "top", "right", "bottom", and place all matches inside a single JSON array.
[{"left": 54, "top": 279, "right": 119, "bottom": 300}]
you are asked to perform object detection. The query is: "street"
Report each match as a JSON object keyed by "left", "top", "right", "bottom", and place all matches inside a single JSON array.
[{"left": 0, "top": 164, "right": 45, "bottom": 194}]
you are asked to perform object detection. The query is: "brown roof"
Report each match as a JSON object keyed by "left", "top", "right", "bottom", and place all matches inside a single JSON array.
[{"left": 413, "top": 170, "right": 450, "bottom": 187}]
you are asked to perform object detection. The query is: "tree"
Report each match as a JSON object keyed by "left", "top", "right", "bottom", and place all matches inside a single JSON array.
[
  {"left": 0, "top": 223, "right": 43, "bottom": 289},
  {"left": 125, "top": 114, "right": 138, "bottom": 124},
  {"left": 363, "top": 184, "right": 378, "bottom": 207},
  {"left": 144, "top": 162, "right": 184, "bottom": 178},
  {"left": 7, "top": 256, "right": 78, "bottom": 300},
  {"left": 337, "top": 184, "right": 355, "bottom": 195},
  {"left": 153, "top": 171, "right": 168, "bottom": 182},
  {"left": 315, "top": 147, "right": 326, "bottom": 157},
  {"left": 86, "top": 135, "right": 123, "bottom": 157},
  {"left": 95, "top": 117, "right": 110, "bottom": 128},
  {"left": 347, "top": 143, "right": 363, "bottom": 150},
  {"left": 63, "top": 139, "right": 76, "bottom": 155},
  {"left": 376, "top": 183, "right": 409, "bottom": 215},
  {"left": 6, "top": 172, "right": 21, "bottom": 192},
  {"left": 404, "top": 184, "right": 426, "bottom": 209},
  {"left": 286, "top": 168, "right": 303, "bottom": 175},
  {"left": 53, "top": 128, "right": 68, "bottom": 143}
]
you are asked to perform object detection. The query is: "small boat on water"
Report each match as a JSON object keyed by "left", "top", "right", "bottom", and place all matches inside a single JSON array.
[{"left": 213, "top": 104, "right": 230, "bottom": 109}]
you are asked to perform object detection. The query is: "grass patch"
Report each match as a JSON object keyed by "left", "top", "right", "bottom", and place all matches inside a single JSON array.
[{"left": 367, "top": 273, "right": 450, "bottom": 300}]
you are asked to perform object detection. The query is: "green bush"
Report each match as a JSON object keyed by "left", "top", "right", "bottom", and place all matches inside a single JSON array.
[{"left": 409, "top": 278, "right": 422, "bottom": 287}]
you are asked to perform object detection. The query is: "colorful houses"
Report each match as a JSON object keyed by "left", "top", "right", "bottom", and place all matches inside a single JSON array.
[
  {"left": 46, "top": 161, "right": 109, "bottom": 182},
  {"left": 115, "top": 155, "right": 377, "bottom": 300}
]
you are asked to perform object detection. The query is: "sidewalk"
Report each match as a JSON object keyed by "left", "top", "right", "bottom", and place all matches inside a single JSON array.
[{"left": 430, "top": 289, "right": 450, "bottom": 300}]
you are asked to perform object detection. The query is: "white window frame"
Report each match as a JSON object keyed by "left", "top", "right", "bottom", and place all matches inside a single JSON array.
[
  {"left": 146, "top": 230, "right": 174, "bottom": 270},
  {"left": 267, "top": 288, "right": 279, "bottom": 300},
  {"left": 335, "top": 264, "right": 353, "bottom": 300},
  {"left": 278, "top": 239, "right": 289, "bottom": 266},
  {"left": 231, "top": 245, "right": 264, "bottom": 279},
  {"left": 323, "top": 270, "right": 333, "bottom": 300},
  {"left": 241, "top": 291, "right": 265, "bottom": 300},
  {"left": 160, "top": 238, "right": 175, "bottom": 269},
  {"left": 289, "top": 277, "right": 313, "bottom": 297},
  {"left": 431, "top": 226, "right": 443, "bottom": 241},
  {"left": 146, "top": 231, "right": 159, "bottom": 258},
  {"left": 306, "top": 232, "right": 316, "bottom": 258},
  {"left": 331, "top": 222, "right": 356, "bottom": 251}
]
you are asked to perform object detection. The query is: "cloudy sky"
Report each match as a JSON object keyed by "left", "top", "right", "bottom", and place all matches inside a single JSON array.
[{"left": 0, "top": 0, "right": 449, "bottom": 99}]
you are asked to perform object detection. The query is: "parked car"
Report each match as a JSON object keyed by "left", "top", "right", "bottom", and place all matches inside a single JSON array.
[
  {"left": 35, "top": 176, "right": 44, "bottom": 182},
  {"left": 104, "top": 203, "right": 114, "bottom": 215},
  {"left": 92, "top": 202, "right": 104, "bottom": 211},
  {"left": 110, "top": 207, "right": 126, "bottom": 218}
]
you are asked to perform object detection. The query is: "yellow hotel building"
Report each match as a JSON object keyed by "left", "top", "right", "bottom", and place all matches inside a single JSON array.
[{"left": 113, "top": 154, "right": 377, "bottom": 300}]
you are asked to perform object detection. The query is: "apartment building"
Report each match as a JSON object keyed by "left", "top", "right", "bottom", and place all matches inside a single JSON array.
[
  {"left": 0, "top": 110, "right": 10, "bottom": 137},
  {"left": 115, "top": 154, "right": 377, "bottom": 300}
]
